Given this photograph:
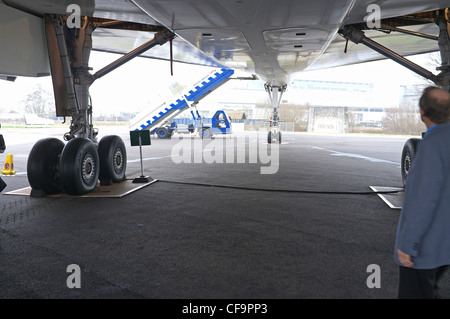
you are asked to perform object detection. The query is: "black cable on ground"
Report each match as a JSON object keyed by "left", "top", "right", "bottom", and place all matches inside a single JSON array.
[{"left": 157, "top": 179, "right": 403, "bottom": 196}]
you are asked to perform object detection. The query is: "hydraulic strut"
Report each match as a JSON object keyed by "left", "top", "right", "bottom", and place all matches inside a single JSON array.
[
  {"left": 45, "top": 13, "right": 175, "bottom": 142},
  {"left": 93, "top": 29, "right": 175, "bottom": 80},
  {"left": 339, "top": 25, "right": 439, "bottom": 84},
  {"left": 340, "top": 9, "right": 450, "bottom": 89}
]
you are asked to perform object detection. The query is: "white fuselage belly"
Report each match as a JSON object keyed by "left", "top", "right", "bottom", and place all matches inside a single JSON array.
[{"left": 2, "top": 0, "right": 450, "bottom": 83}]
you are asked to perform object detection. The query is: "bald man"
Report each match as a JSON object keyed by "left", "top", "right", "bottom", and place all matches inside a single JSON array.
[{"left": 394, "top": 86, "right": 450, "bottom": 298}]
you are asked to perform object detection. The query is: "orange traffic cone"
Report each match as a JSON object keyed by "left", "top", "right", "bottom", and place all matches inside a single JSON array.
[{"left": 1, "top": 154, "right": 16, "bottom": 175}]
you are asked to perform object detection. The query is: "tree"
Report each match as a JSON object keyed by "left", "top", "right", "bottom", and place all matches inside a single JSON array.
[
  {"left": 381, "top": 102, "right": 424, "bottom": 135},
  {"left": 277, "top": 104, "right": 309, "bottom": 132},
  {"left": 379, "top": 52, "right": 442, "bottom": 135},
  {"left": 23, "top": 85, "right": 55, "bottom": 115},
  {"left": 256, "top": 98, "right": 309, "bottom": 132}
]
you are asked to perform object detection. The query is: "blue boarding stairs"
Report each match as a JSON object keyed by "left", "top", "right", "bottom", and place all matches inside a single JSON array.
[{"left": 129, "top": 68, "right": 234, "bottom": 134}]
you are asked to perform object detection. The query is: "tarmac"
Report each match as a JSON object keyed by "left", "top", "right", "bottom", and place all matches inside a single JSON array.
[{"left": 0, "top": 126, "right": 448, "bottom": 300}]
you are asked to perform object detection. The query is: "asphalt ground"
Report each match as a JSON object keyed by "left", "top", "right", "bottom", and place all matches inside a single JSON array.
[{"left": 0, "top": 126, "right": 449, "bottom": 302}]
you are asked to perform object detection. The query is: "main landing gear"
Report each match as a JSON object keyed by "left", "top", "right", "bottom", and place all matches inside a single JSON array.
[
  {"left": 28, "top": 135, "right": 127, "bottom": 196},
  {"left": 26, "top": 14, "right": 174, "bottom": 196}
]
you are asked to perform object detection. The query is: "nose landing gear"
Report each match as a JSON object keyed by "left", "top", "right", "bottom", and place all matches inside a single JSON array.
[{"left": 265, "top": 84, "right": 286, "bottom": 144}]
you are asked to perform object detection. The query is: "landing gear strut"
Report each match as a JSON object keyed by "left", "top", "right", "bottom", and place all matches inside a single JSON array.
[
  {"left": 27, "top": 14, "right": 174, "bottom": 196},
  {"left": 265, "top": 84, "right": 286, "bottom": 144}
]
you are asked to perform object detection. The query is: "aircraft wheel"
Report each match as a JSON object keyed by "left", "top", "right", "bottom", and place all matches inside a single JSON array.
[
  {"left": 98, "top": 135, "right": 127, "bottom": 185},
  {"left": 401, "top": 138, "right": 421, "bottom": 187},
  {"left": 60, "top": 138, "right": 99, "bottom": 195},
  {"left": 267, "top": 131, "right": 272, "bottom": 144},
  {"left": 27, "top": 138, "right": 65, "bottom": 195}
]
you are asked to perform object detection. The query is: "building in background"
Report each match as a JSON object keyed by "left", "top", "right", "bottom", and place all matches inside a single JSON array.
[
  {"left": 190, "top": 77, "right": 409, "bottom": 133},
  {"left": 0, "top": 51, "right": 431, "bottom": 132}
]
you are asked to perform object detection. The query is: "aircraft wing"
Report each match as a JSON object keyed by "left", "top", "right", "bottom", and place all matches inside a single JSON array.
[
  {"left": 1, "top": 0, "right": 449, "bottom": 84},
  {"left": 91, "top": 27, "right": 228, "bottom": 69}
]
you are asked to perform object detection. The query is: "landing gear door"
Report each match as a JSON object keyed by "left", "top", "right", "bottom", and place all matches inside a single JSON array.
[{"left": 44, "top": 15, "right": 71, "bottom": 118}]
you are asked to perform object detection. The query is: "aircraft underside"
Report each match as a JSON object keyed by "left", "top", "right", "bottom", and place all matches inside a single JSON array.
[{"left": 1, "top": 2, "right": 450, "bottom": 195}]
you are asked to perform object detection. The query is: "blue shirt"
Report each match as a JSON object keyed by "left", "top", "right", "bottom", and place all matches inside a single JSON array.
[{"left": 424, "top": 124, "right": 437, "bottom": 137}]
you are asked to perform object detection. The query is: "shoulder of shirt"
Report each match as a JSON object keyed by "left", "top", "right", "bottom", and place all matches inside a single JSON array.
[{"left": 425, "top": 122, "right": 450, "bottom": 137}]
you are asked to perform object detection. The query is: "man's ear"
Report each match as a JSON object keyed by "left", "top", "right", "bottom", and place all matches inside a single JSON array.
[{"left": 419, "top": 107, "right": 425, "bottom": 117}]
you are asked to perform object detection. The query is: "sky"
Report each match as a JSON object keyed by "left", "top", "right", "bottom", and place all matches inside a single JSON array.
[
  {"left": 0, "top": 50, "right": 438, "bottom": 115},
  {"left": 295, "top": 53, "right": 437, "bottom": 109},
  {"left": 0, "top": 51, "right": 209, "bottom": 115}
]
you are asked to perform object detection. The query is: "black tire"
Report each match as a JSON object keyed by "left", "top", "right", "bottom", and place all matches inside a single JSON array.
[
  {"left": 401, "top": 138, "right": 421, "bottom": 187},
  {"left": 60, "top": 138, "right": 99, "bottom": 195},
  {"left": 278, "top": 131, "right": 282, "bottom": 144},
  {"left": 98, "top": 135, "right": 127, "bottom": 185},
  {"left": 267, "top": 131, "right": 272, "bottom": 144},
  {"left": 157, "top": 127, "right": 169, "bottom": 139},
  {"left": 0, "top": 134, "right": 5, "bottom": 153},
  {"left": 27, "top": 138, "right": 65, "bottom": 194}
]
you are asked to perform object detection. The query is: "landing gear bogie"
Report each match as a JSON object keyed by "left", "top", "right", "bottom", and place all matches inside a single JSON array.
[{"left": 27, "top": 135, "right": 128, "bottom": 196}]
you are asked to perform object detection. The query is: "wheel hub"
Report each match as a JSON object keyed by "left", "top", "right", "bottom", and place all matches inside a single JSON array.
[
  {"left": 403, "top": 153, "right": 411, "bottom": 177},
  {"left": 82, "top": 153, "right": 96, "bottom": 184},
  {"left": 113, "top": 148, "right": 124, "bottom": 174}
]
